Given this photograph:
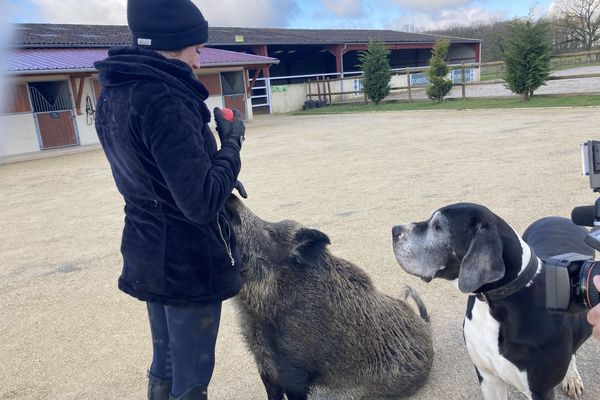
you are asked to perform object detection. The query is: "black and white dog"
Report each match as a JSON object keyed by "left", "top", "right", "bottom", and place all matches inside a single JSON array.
[{"left": 391, "top": 203, "right": 593, "bottom": 400}]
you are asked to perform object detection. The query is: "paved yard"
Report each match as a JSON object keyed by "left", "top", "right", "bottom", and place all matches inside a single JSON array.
[{"left": 1, "top": 108, "right": 600, "bottom": 399}]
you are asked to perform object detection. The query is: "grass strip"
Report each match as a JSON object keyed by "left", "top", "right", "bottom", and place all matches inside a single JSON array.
[{"left": 294, "top": 95, "right": 600, "bottom": 115}]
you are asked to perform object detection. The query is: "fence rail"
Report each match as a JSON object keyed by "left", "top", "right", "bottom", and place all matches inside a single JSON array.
[
  {"left": 306, "top": 50, "right": 600, "bottom": 104},
  {"left": 480, "top": 49, "right": 600, "bottom": 80}
]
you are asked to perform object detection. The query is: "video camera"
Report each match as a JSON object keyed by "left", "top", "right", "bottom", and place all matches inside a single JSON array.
[{"left": 545, "top": 141, "right": 600, "bottom": 313}]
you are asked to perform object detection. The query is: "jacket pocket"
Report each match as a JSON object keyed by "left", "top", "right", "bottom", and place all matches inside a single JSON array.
[{"left": 120, "top": 214, "right": 167, "bottom": 293}]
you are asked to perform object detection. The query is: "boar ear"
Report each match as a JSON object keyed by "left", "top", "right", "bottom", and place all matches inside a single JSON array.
[
  {"left": 293, "top": 228, "right": 331, "bottom": 265},
  {"left": 224, "top": 194, "right": 242, "bottom": 225}
]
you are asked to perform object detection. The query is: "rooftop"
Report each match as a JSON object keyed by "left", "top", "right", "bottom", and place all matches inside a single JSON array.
[
  {"left": 6, "top": 47, "right": 278, "bottom": 74},
  {"left": 12, "top": 23, "right": 480, "bottom": 49}
]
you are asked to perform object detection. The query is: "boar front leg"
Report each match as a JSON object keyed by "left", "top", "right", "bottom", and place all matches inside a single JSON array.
[
  {"left": 260, "top": 371, "right": 285, "bottom": 400},
  {"left": 280, "top": 367, "right": 312, "bottom": 400},
  {"left": 284, "top": 391, "right": 309, "bottom": 400}
]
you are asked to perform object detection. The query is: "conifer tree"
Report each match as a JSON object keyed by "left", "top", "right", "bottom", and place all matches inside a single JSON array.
[
  {"left": 503, "top": 18, "right": 553, "bottom": 100},
  {"left": 358, "top": 41, "right": 392, "bottom": 105},
  {"left": 426, "top": 39, "right": 453, "bottom": 102}
]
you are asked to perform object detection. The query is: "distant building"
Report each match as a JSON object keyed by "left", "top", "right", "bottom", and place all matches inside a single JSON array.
[
  {"left": 206, "top": 26, "right": 481, "bottom": 77},
  {"left": 13, "top": 24, "right": 481, "bottom": 113},
  {"left": 2, "top": 23, "right": 481, "bottom": 159}
]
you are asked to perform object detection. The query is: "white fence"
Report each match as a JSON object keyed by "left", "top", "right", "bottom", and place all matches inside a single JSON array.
[{"left": 253, "top": 65, "right": 480, "bottom": 113}]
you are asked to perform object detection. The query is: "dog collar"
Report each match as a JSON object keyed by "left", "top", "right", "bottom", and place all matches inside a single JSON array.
[{"left": 476, "top": 250, "right": 539, "bottom": 303}]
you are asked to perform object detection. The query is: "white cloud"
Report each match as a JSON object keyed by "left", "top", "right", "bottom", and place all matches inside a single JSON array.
[
  {"left": 389, "top": 6, "right": 505, "bottom": 30},
  {"left": 28, "top": 0, "right": 299, "bottom": 27},
  {"left": 545, "top": 1, "right": 561, "bottom": 17},
  {"left": 318, "top": 0, "right": 364, "bottom": 18},
  {"left": 391, "top": 0, "right": 471, "bottom": 11},
  {"left": 197, "top": 0, "right": 299, "bottom": 27},
  {"left": 30, "top": 0, "right": 127, "bottom": 24}
]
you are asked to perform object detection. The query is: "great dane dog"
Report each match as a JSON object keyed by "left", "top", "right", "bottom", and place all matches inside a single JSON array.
[{"left": 391, "top": 203, "right": 593, "bottom": 400}]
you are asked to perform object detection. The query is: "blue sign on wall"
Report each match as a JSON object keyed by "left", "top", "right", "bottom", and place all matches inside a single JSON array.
[
  {"left": 410, "top": 73, "right": 430, "bottom": 87},
  {"left": 410, "top": 68, "right": 474, "bottom": 87},
  {"left": 353, "top": 79, "right": 363, "bottom": 95}
]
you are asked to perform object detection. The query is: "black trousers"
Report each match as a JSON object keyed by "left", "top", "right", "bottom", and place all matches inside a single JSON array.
[{"left": 147, "top": 301, "right": 222, "bottom": 397}]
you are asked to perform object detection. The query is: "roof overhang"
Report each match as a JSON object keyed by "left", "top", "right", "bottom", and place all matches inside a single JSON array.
[{"left": 6, "top": 47, "right": 278, "bottom": 75}]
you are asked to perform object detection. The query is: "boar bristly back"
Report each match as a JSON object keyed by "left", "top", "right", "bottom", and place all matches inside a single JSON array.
[{"left": 224, "top": 195, "right": 433, "bottom": 398}]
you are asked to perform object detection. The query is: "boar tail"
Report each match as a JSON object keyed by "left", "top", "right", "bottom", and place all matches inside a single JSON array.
[{"left": 403, "top": 285, "right": 430, "bottom": 323}]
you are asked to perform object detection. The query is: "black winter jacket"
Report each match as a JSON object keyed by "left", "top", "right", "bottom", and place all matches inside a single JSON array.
[{"left": 94, "top": 46, "right": 242, "bottom": 306}]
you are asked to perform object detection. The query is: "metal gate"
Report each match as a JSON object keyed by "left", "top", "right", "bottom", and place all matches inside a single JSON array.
[
  {"left": 221, "top": 71, "right": 248, "bottom": 120},
  {"left": 29, "top": 81, "right": 79, "bottom": 150},
  {"left": 250, "top": 77, "right": 271, "bottom": 114}
]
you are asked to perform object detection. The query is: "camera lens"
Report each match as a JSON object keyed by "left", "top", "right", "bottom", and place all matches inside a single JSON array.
[{"left": 579, "top": 261, "right": 600, "bottom": 309}]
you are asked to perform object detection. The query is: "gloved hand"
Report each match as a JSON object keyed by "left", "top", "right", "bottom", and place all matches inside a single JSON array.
[
  {"left": 214, "top": 107, "right": 245, "bottom": 150},
  {"left": 234, "top": 180, "right": 248, "bottom": 199}
]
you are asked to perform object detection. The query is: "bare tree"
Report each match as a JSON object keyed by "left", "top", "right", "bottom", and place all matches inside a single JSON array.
[
  {"left": 427, "top": 20, "right": 512, "bottom": 62},
  {"left": 544, "top": 15, "right": 580, "bottom": 52},
  {"left": 401, "top": 24, "right": 420, "bottom": 33},
  {"left": 554, "top": 0, "right": 600, "bottom": 50}
]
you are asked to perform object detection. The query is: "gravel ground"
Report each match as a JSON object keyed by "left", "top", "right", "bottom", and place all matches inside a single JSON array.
[{"left": 2, "top": 108, "right": 600, "bottom": 400}]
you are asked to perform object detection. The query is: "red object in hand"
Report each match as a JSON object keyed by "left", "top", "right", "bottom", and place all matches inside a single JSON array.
[{"left": 221, "top": 108, "right": 234, "bottom": 122}]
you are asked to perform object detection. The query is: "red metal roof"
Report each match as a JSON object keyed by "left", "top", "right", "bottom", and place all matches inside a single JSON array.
[{"left": 6, "top": 47, "right": 278, "bottom": 74}]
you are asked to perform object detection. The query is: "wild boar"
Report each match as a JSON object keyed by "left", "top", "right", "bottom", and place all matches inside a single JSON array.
[{"left": 225, "top": 195, "right": 433, "bottom": 400}]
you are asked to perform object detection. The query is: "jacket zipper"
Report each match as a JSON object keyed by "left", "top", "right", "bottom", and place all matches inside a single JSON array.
[{"left": 216, "top": 213, "right": 235, "bottom": 267}]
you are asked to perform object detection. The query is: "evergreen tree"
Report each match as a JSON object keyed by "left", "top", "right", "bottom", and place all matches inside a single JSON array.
[
  {"left": 358, "top": 41, "right": 392, "bottom": 105},
  {"left": 503, "top": 18, "right": 553, "bottom": 100},
  {"left": 426, "top": 39, "right": 453, "bottom": 102}
]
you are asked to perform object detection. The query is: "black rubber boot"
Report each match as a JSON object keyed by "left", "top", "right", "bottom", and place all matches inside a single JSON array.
[
  {"left": 169, "top": 384, "right": 208, "bottom": 400},
  {"left": 148, "top": 372, "right": 172, "bottom": 400}
]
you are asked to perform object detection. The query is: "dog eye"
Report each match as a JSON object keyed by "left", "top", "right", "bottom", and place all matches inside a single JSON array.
[{"left": 432, "top": 223, "right": 442, "bottom": 231}]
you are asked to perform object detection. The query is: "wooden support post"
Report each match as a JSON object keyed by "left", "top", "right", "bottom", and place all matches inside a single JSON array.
[
  {"left": 407, "top": 69, "right": 412, "bottom": 102},
  {"left": 316, "top": 76, "right": 322, "bottom": 102},
  {"left": 305, "top": 81, "right": 308, "bottom": 101},
  {"left": 70, "top": 76, "right": 78, "bottom": 113},
  {"left": 246, "top": 67, "right": 263, "bottom": 98},
  {"left": 70, "top": 74, "right": 87, "bottom": 115},
  {"left": 461, "top": 63, "right": 466, "bottom": 99},
  {"left": 252, "top": 45, "right": 271, "bottom": 81},
  {"left": 307, "top": 79, "right": 312, "bottom": 100},
  {"left": 326, "top": 78, "right": 332, "bottom": 105},
  {"left": 326, "top": 44, "right": 348, "bottom": 78}
]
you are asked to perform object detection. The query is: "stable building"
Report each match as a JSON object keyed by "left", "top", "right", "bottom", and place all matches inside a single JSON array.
[
  {"left": 2, "top": 28, "right": 278, "bottom": 159},
  {"left": 12, "top": 24, "right": 481, "bottom": 114},
  {"left": 208, "top": 27, "right": 481, "bottom": 79}
]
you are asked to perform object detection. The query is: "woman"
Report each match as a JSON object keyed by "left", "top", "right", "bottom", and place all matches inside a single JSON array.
[{"left": 94, "top": 1, "right": 245, "bottom": 399}]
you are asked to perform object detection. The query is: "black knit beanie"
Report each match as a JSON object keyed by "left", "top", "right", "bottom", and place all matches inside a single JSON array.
[{"left": 127, "top": 0, "right": 209, "bottom": 50}]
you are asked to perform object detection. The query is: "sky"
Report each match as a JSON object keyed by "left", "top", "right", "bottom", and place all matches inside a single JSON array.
[{"left": 7, "top": 0, "right": 556, "bottom": 31}]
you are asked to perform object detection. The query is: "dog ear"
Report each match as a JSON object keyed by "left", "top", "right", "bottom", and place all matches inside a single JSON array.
[
  {"left": 293, "top": 228, "right": 331, "bottom": 265},
  {"left": 458, "top": 223, "right": 506, "bottom": 293}
]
